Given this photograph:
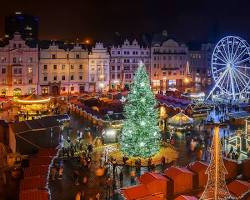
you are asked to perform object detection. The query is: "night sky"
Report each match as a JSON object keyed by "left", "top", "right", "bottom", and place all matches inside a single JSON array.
[{"left": 1, "top": 0, "right": 250, "bottom": 43}]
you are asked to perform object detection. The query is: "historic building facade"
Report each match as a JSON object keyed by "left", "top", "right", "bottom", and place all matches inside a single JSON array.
[
  {"left": 88, "top": 43, "right": 110, "bottom": 92},
  {"left": 0, "top": 33, "right": 39, "bottom": 96},
  {"left": 110, "top": 39, "right": 150, "bottom": 90},
  {"left": 39, "top": 43, "right": 89, "bottom": 95},
  {"left": 151, "top": 39, "right": 189, "bottom": 92},
  {"left": 189, "top": 43, "right": 213, "bottom": 92}
]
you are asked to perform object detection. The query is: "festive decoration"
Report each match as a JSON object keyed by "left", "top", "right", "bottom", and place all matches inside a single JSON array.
[
  {"left": 200, "top": 126, "right": 234, "bottom": 200},
  {"left": 120, "top": 61, "right": 161, "bottom": 158}
]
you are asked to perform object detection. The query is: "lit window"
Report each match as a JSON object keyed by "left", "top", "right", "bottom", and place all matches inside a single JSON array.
[{"left": 28, "top": 67, "right": 32, "bottom": 73}]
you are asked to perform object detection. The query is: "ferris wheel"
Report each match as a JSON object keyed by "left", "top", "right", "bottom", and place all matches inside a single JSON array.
[{"left": 208, "top": 36, "right": 250, "bottom": 101}]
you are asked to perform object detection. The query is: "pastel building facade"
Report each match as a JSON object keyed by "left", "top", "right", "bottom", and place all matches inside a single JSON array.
[
  {"left": 0, "top": 33, "right": 39, "bottom": 96},
  {"left": 88, "top": 43, "right": 110, "bottom": 92},
  {"left": 110, "top": 39, "right": 150, "bottom": 90},
  {"left": 151, "top": 39, "right": 189, "bottom": 92},
  {"left": 39, "top": 43, "right": 89, "bottom": 95}
]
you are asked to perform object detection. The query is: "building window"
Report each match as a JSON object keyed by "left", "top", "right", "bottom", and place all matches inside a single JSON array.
[
  {"left": 28, "top": 67, "right": 32, "bottom": 73},
  {"left": 53, "top": 65, "right": 57, "bottom": 70},
  {"left": 13, "top": 44, "right": 16, "bottom": 48},
  {"left": 62, "top": 65, "right": 65, "bottom": 70},
  {"left": 62, "top": 75, "right": 65, "bottom": 80},
  {"left": 71, "top": 87, "right": 74, "bottom": 91},
  {"left": 42, "top": 87, "right": 48, "bottom": 95},
  {"left": 79, "top": 75, "right": 83, "bottom": 80},
  {"left": 124, "top": 66, "right": 130, "bottom": 71},
  {"left": 29, "top": 57, "right": 33, "bottom": 63},
  {"left": 67, "top": 54, "right": 69, "bottom": 59},
  {"left": 169, "top": 80, "right": 176, "bottom": 87},
  {"left": 61, "top": 87, "right": 66, "bottom": 92},
  {"left": 14, "top": 68, "right": 22, "bottom": 74},
  {"left": 2, "top": 68, "right": 6, "bottom": 74},
  {"left": 44, "top": 65, "right": 47, "bottom": 70},
  {"left": 52, "top": 54, "right": 56, "bottom": 59},
  {"left": 125, "top": 74, "right": 131, "bottom": 79},
  {"left": 117, "top": 66, "right": 120, "bottom": 71},
  {"left": 76, "top": 54, "right": 80, "bottom": 59},
  {"left": 13, "top": 57, "right": 16, "bottom": 63},
  {"left": 117, "top": 74, "right": 120, "bottom": 79},
  {"left": 28, "top": 79, "right": 32, "bottom": 84},
  {"left": 18, "top": 44, "right": 22, "bottom": 48},
  {"left": 79, "top": 65, "right": 83, "bottom": 69},
  {"left": 54, "top": 76, "right": 57, "bottom": 81},
  {"left": 71, "top": 65, "right": 74, "bottom": 70},
  {"left": 44, "top": 76, "right": 47, "bottom": 81},
  {"left": 71, "top": 75, "right": 74, "bottom": 80},
  {"left": 111, "top": 74, "right": 115, "bottom": 79},
  {"left": 111, "top": 66, "right": 115, "bottom": 71}
]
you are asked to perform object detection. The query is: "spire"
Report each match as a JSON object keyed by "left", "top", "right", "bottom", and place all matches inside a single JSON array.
[{"left": 200, "top": 126, "right": 234, "bottom": 200}]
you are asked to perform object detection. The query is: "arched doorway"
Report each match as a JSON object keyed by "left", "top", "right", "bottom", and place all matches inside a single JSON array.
[{"left": 52, "top": 85, "right": 59, "bottom": 96}]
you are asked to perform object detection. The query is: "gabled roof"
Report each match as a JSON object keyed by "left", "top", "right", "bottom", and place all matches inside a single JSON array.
[
  {"left": 175, "top": 195, "right": 198, "bottom": 200},
  {"left": 227, "top": 180, "right": 250, "bottom": 198},
  {"left": 122, "top": 184, "right": 151, "bottom": 199},
  {"left": 140, "top": 172, "right": 168, "bottom": 184},
  {"left": 168, "top": 112, "right": 193, "bottom": 126},
  {"left": 164, "top": 166, "right": 194, "bottom": 179},
  {"left": 188, "top": 161, "right": 208, "bottom": 173}
]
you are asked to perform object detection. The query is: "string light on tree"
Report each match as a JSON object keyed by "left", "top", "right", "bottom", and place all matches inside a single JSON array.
[{"left": 120, "top": 61, "right": 161, "bottom": 158}]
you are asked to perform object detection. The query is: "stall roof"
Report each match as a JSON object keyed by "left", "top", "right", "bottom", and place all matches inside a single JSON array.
[
  {"left": 227, "top": 180, "right": 250, "bottom": 198},
  {"left": 10, "top": 115, "right": 68, "bottom": 134},
  {"left": 227, "top": 111, "right": 250, "bottom": 119},
  {"left": 168, "top": 112, "right": 194, "bottom": 126}
]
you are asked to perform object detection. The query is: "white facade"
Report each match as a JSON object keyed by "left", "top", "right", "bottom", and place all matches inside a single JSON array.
[
  {"left": 39, "top": 43, "right": 89, "bottom": 95},
  {"left": 110, "top": 39, "right": 150, "bottom": 89},
  {"left": 88, "top": 43, "right": 110, "bottom": 92},
  {"left": 151, "top": 39, "right": 189, "bottom": 92},
  {"left": 0, "top": 33, "right": 38, "bottom": 96}
]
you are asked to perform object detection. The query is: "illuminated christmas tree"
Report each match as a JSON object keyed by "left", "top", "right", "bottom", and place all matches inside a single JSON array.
[
  {"left": 200, "top": 126, "right": 233, "bottom": 200},
  {"left": 120, "top": 61, "right": 161, "bottom": 158}
]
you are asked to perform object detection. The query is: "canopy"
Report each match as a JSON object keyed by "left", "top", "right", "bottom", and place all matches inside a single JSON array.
[
  {"left": 168, "top": 112, "right": 193, "bottom": 126},
  {"left": 14, "top": 94, "right": 50, "bottom": 105}
]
